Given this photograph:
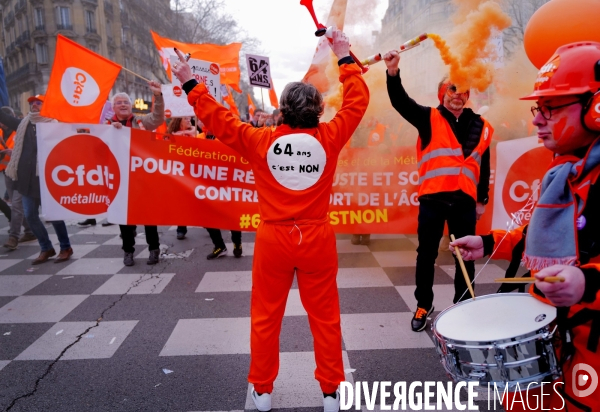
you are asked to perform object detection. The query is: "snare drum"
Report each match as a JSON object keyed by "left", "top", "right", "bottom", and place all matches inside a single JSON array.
[{"left": 432, "top": 293, "right": 561, "bottom": 391}]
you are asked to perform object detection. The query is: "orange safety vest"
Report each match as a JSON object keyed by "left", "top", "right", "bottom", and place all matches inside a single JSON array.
[
  {"left": 0, "top": 131, "right": 15, "bottom": 172},
  {"left": 416, "top": 110, "right": 493, "bottom": 201}
]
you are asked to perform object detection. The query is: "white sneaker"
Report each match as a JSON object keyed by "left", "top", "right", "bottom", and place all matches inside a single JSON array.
[
  {"left": 323, "top": 388, "right": 340, "bottom": 412},
  {"left": 251, "top": 388, "right": 272, "bottom": 411}
]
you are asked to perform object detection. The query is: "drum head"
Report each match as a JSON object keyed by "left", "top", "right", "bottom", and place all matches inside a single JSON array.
[{"left": 434, "top": 294, "right": 556, "bottom": 342}]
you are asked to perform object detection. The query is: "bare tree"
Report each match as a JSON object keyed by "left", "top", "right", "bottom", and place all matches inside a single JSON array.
[{"left": 502, "top": 0, "right": 550, "bottom": 55}]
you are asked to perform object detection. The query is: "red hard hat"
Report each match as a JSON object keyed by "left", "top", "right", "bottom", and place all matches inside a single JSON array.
[{"left": 520, "top": 41, "right": 600, "bottom": 100}]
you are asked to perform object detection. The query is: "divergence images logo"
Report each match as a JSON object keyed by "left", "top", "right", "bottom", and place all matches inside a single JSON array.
[
  {"left": 502, "top": 147, "right": 553, "bottom": 224},
  {"left": 60, "top": 67, "right": 100, "bottom": 107},
  {"left": 45, "top": 135, "right": 120, "bottom": 215},
  {"left": 572, "top": 363, "right": 598, "bottom": 398}
]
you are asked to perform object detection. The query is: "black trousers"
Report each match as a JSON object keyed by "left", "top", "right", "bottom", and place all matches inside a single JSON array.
[
  {"left": 119, "top": 225, "right": 159, "bottom": 253},
  {"left": 414, "top": 197, "right": 477, "bottom": 309},
  {"left": 206, "top": 228, "right": 241, "bottom": 249}
]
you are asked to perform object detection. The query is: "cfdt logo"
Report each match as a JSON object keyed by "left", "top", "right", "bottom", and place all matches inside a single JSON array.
[
  {"left": 502, "top": 147, "right": 553, "bottom": 224},
  {"left": 60, "top": 67, "right": 100, "bottom": 106},
  {"left": 45, "top": 135, "right": 120, "bottom": 215},
  {"left": 572, "top": 363, "right": 598, "bottom": 398}
]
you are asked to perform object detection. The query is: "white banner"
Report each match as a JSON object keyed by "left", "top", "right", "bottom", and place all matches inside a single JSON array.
[
  {"left": 37, "top": 123, "right": 131, "bottom": 223},
  {"left": 492, "top": 136, "right": 552, "bottom": 229}
]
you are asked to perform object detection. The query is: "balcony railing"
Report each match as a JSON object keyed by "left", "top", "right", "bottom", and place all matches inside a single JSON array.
[
  {"left": 15, "top": 31, "right": 30, "bottom": 46},
  {"left": 86, "top": 27, "right": 97, "bottom": 34},
  {"left": 56, "top": 23, "right": 73, "bottom": 31},
  {"left": 81, "top": 0, "right": 98, "bottom": 5},
  {"left": 6, "top": 63, "right": 37, "bottom": 85},
  {"left": 34, "top": 24, "right": 45, "bottom": 31}
]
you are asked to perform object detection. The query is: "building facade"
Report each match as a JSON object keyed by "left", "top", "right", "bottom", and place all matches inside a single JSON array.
[{"left": 0, "top": 0, "right": 171, "bottom": 114}]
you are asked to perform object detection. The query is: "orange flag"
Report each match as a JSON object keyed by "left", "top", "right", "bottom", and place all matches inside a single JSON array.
[
  {"left": 302, "top": 0, "right": 348, "bottom": 92},
  {"left": 247, "top": 93, "right": 255, "bottom": 117},
  {"left": 224, "top": 85, "right": 240, "bottom": 117},
  {"left": 151, "top": 31, "right": 242, "bottom": 93},
  {"left": 40, "top": 35, "right": 121, "bottom": 123},
  {"left": 269, "top": 80, "right": 279, "bottom": 109}
]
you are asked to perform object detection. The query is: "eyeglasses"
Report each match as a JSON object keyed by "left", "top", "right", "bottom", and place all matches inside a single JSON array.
[
  {"left": 531, "top": 100, "right": 580, "bottom": 120},
  {"left": 446, "top": 85, "right": 468, "bottom": 96}
]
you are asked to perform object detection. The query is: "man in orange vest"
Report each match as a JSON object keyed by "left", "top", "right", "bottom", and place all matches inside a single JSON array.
[
  {"left": 451, "top": 42, "right": 600, "bottom": 411},
  {"left": 383, "top": 50, "right": 492, "bottom": 332},
  {"left": 172, "top": 29, "right": 368, "bottom": 412}
]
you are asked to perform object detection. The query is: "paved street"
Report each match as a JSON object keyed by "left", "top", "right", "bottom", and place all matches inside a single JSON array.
[{"left": 0, "top": 215, "right": 513, "bottom": 411}]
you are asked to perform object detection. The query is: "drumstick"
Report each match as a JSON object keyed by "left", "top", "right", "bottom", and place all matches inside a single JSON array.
[
  {"left": 494, "top": 277, "right": 565, "bottom": 283},
  {"left": 450, "top": 234, "right": 475, "bottom": 300}
]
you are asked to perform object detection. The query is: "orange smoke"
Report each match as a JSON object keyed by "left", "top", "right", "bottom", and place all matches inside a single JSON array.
[{"left": 430, "top": 1, "right": 511, "bottom": 92}]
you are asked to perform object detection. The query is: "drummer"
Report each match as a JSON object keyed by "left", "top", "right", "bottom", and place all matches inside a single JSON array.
[{"left": 450, "top": 42, "right": 600, "bottom": 411}]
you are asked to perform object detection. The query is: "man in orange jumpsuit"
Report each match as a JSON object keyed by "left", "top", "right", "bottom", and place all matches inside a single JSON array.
[
  {"left": 172, "top": 29, "right": 369, "bottom": 412},
  {"left": 451, "top": 42, "right": 600, "bottom": 411}
]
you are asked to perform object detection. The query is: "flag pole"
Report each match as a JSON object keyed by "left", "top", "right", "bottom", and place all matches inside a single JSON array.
[
  {"left": 260, "top": 88, "right": 264, "bottom": 110},
  {"left": 121, "top": 67, "right": 151, "bottom": 83}
]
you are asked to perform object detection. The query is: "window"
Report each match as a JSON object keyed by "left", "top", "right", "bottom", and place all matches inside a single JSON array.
[
  {"left": 121, "top": 27, "right": 127, "bottom": 44},
  {"left": 55, "top": 6, "right": 71, "bottom": 29},
  {"left": 106, "top": 19, "right": 112, "bottom": 37},
  {"left": 85, "top": 10, "right": 95, "bottom": 33},
  {"left": 36, "top": 43, "right": 48, "bottom": 64},
  {"left": 17, "top": 17, "right": 23, "bottom": 34},
  {"left": 34, "top": 8, "right": 44, "bottom": 29}
]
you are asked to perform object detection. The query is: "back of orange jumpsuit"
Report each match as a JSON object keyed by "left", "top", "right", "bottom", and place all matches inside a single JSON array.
[{"left": 182, "top": 61, "right": 369, "bottom": 394}]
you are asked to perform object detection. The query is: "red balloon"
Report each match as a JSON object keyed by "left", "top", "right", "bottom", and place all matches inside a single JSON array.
[{"left": 524, "top": 0, "right": 600, "bottom": 68}]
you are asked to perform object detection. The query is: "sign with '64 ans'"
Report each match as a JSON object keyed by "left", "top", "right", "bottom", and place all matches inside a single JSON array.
[{"left": 245, "top": 54, "right": 272, "bottom": 89}]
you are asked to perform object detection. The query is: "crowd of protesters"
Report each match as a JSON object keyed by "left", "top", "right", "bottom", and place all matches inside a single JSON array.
[{"left": 0, "top": 80, "right": 284, "bottom": 266}]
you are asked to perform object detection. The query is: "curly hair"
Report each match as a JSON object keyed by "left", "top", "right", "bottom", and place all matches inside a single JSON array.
[{"left": 280, "top": 82, "right": 324, "bottom": 129}]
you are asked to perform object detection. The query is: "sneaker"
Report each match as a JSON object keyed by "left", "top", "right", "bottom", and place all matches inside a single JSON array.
[
  {"left": 233, "top": 243, "right": 242, "bottom": 258},
  {"left": 251, "top": 388, "right": 271, "bottom": 412},
  {"left": 3, "top": 236, "right": 18, "bottom": 250},
  {"left": 123, "top": 252, "right": 134, "bottom": 266},
  {"left": 147, "top": 249, "right": 160, "bottom": 265},
  {"left": 411, "top": 306, "right": 434, "bottom": 332},
  {"left": 18, "top": 233, "right": 37, "bottom": 243},
  {"left": 323, "top": 388, "right": 340, "bottom": 412},
  {"left": 77, "top": 219, "right": 96, "bottom": 227},
  {"left": 176, "top": 232, "right": 186, "bottom": 240},
  {"left": 350, "top": 234, "right": 361, "bottom": 245},
  {"left": 207, "top": 247, "right": 227, "bottom": 260},
  {"left": 360, "top": 234, "right": 371, "bottom": 245}
]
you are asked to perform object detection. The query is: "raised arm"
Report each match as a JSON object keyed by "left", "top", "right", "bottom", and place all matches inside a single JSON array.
[
  {"left": 172, "top": 49, "right": 263, "bottom": 158},
  {"left": 322, "top": 29, "right": 370, "bottom": 150},
  {"left": 139, "top": 81, "right": 166, "bottom": 131}
]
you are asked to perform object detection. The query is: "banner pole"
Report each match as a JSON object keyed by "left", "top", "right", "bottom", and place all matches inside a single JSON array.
[
  {"left": 261, "top": 88, "right": 264, "bottom": 110},
  {"left": 121, "top": 67, "right": 151, "bottom": 83}
]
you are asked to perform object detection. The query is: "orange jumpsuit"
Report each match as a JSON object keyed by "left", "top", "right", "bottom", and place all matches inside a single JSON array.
[
  {"left": 487, "top": 169, "right": 600, "bottom": 411},
  {"left": 185, "top": 63, "right": 369, "bottom": 393}
]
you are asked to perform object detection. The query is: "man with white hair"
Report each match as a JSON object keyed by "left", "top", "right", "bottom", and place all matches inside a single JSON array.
[{"left": 92, "top": 81, "right": 165, "bottom": 266}]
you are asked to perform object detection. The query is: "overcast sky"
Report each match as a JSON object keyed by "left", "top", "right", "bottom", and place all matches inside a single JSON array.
[{"left": 221, "top": 0, "right": 388, "bottom": 109}]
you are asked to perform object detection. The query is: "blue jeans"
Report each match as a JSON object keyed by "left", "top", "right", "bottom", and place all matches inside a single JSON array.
[{"left": 22, "top": 195, "right": 71, "bottom": 252}]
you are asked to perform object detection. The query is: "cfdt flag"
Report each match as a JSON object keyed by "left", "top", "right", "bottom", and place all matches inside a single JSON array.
[
  {"left": 0, "top": 57, "right": 9, "bottom": 107},
  {"left": 150, "top": 31, "right": 242, "bottom": 93},
  {"left": 302, "top": 0, "right": 348, "bottom": 92},
  {"left": 41, "top": 35, "right": 121, "bottom": 123}
]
